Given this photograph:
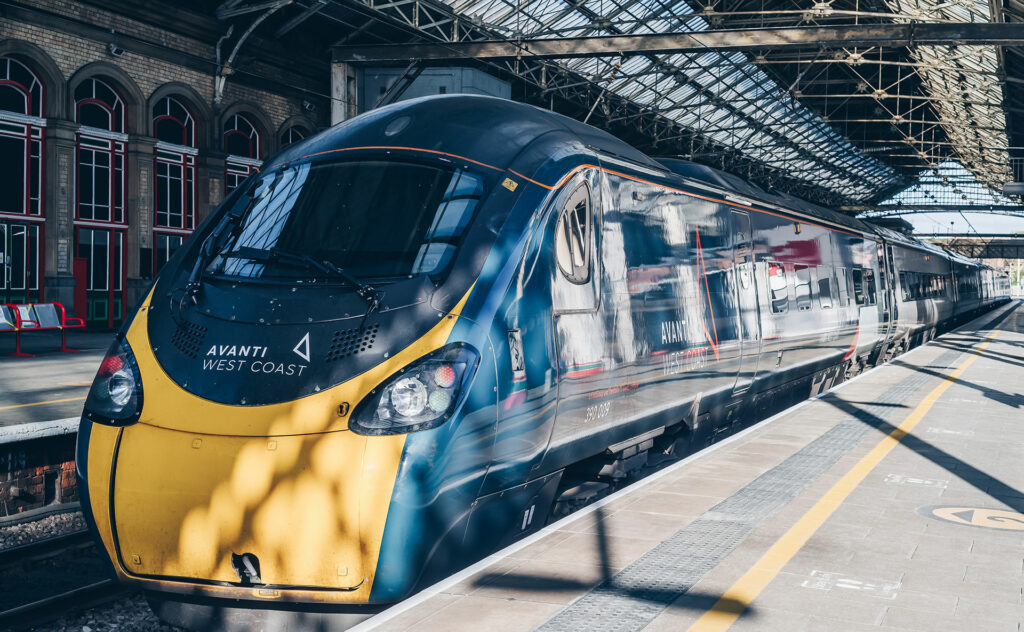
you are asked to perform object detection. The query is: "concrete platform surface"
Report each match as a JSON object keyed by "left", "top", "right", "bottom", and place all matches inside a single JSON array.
[
  {"left": 353, "top": 301, "right": 1024, "bottom": 632},
  {"left": 0, "top": 331, "right": 112, "bottom": 426}
]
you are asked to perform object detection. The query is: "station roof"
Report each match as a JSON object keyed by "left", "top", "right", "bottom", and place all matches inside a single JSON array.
[{"left": 181, "top": 0, "right": 1024, "bottom": 215}]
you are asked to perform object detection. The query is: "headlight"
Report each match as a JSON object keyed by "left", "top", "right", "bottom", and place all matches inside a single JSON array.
[
  {"left": 350, "top": 343, "right": 479, "bottom": 435},
  {"left": 83, "top": 337, "right": 143, "bottom": 426}
]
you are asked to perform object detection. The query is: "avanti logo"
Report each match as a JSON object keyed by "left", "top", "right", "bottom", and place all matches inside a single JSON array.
[
  {"left": 200, "top": 337, "right": 310, "bottom": 376},
  {"left": 205, "top": 345, "right": 268, "bottom": 358},
  {"left": 293, "top": 333, "right": 311, "bottom": 361}
]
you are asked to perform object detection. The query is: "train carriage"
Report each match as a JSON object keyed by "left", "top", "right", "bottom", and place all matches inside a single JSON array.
[{"left": 76, "top": 95, "right": 1009, "bottom": 630}]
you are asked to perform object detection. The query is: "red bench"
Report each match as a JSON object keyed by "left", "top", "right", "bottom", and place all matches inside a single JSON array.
[{"left": 1, "top": 302, "right": 86, "bottom": 357}]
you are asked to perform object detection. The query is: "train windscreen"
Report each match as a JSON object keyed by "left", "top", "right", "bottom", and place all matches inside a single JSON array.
[{"left": 205, "top": 160, "right": 486, "bottom": 282}]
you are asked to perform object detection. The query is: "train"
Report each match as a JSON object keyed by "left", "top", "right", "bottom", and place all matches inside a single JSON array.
[{"left": 76, "top": 95, "right": 1010, "bottom": 630}]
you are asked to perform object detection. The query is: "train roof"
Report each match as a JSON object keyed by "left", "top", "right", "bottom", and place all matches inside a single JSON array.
[
  {"left": 265, "top": 95, "right": 987, "bottom": 270},
  {"left": 266, "top": 94, "right": 662, "bottom": 174},
  {"left": 654, "top": 159, "right": 766, "bottom": 199},
  {"left": 944, "top": 248, "right": 984, "bottom": 268},
  {"left": 655, "top": 158, "right": 883, "bottom": 238},
  {"left": 871, "top": 225, "right": 952, "bottom": 258}
]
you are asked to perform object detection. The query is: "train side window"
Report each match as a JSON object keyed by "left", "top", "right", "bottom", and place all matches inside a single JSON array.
[
  {"left": 863, "top": 269, "right": 877, "bottom": 305},
  {"left": 899, "top": 272, "right": 909, "bottom": 301},
  {"left": 768, "top": 262, "right": 788, "bottom": 313},
  {"left": 794, "top": 264, "right": 812, "bottom": 311},
  {"left": 816, "top": 265, "right": 833, "bottom": 309},
  {"left": 850, "top": 268, "right": 866, "bottom": 305},
  {"left": 554, "top": 183, "right": 592, "bottom": 284}
]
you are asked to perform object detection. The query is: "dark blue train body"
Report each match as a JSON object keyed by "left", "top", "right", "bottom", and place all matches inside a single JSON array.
[{"left": 76, "top": 95, "right": 1009, "bottom": 629}]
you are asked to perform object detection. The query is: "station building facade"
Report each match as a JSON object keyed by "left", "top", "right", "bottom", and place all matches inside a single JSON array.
[{"left": 0, "top": 1, "right": 325, "bottom": 328}]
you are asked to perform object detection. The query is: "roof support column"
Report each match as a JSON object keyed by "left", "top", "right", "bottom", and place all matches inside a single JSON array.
[{"left": 332, "top": 62, "right": 359, "bottom": 124}]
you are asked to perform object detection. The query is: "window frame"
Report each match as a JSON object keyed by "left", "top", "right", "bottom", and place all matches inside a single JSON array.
[
  {"left": 768, "top": 261, "right": 788, "bottom": 313},
  {"left": 554, "top": 181, "right": 593, "bottom": 285},
  {"left": 0, "top": 57, "right": 45, "bottom": 218},
  {"left": 816, "top": 265, "right": 834, "bottom": 309},
  {"left": 151, "top": 98, "right": 198, "bottom": 275},
  {"left": 223, "top": 113, "right": 262, "bottom": 194},
  {"left": 793, "top": 264, "right": 812, "bottom": 311},
  {"left": 850, "top": 268, "right": 865, "bottom": 305}
]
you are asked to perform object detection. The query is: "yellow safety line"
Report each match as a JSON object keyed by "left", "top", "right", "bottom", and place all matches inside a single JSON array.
[
  {"left": 687, "top": 330, "right": 1000, "bottom": 632},
  {"left": 0, "top": 396, "right": 87, "bottom": 412}
]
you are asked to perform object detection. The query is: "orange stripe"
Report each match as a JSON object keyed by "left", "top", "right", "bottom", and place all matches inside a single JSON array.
[
  {"left": 291, "top": 147, "right": 864, "bottom": 239},
  {"left": 290, "top": 146, "right": 557, "bottom": 193},
  {"left": 293, "top": 145, "right": 506, "bottom": 173},
  {"left": 550, "top": 164, "right": 864, "bottom": 239},
  {"left": 508, "top": 169, "right": 553, "bottom": 190}
]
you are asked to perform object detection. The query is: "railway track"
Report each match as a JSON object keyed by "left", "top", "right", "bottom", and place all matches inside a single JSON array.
[
  {"left": 0, "top": 529, "right": 131, "bottom": 629},
  {"left": 0, "top": 529, "right": 92, "bottom": 567}
]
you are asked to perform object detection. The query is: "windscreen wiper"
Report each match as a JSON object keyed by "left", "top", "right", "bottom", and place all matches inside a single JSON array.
[
  {"left": 184, "top": 211, "right": 243, "bottom": 301},
  {"left": 183, "top": 185, "right": 254, "bottom": 301},
  {"left": 231, "top": 247, "right": 383, "bottom": 315}
]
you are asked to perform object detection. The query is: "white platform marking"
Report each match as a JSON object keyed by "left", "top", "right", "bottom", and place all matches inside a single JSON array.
[
  {"left": 801, "top": 570, "right": 900, "bottom": 599},
  {"left": 885, "top": 474, "right": 948, "bottom": 488}
]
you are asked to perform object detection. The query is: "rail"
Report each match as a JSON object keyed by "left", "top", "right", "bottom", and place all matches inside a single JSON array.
[
  {"left": 0, "top": 578, "right": 128, "bottom": 629},
  {"left": 0, "top": 529, "right": 130, "bottom": 629},
  {"left": 0, "top": 528, "right": 91, "bottom": 568}
]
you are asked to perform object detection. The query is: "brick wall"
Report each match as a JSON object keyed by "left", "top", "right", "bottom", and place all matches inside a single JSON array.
[
  {"left": 0, "top": 19, "right": 309, "bottom": 131},
  {"left": 1, "top": 0, "right": 328, "bottom": 316},
  {"left": 0, "top": 435, "right": 78, "bottom": 516}
]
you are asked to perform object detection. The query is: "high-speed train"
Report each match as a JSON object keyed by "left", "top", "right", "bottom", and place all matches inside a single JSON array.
[{"left": 77, "top": 95, "right": 1009, "bottom": 629}]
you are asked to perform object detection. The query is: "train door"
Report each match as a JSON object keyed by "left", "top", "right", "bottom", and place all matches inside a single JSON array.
[
  {"left": 730, "top": 210, "right": 761, "bottom": 393},
  {"left": 0, "top": 221, "right": 40, "bottom": 305},
  {"left": 879, "top": 244, "right": 897, "bottom": 347},
  {"left": 880, "top": 244, "right": 897, "bottom": 335},
  {"left": 547, "top": 170, "right": 606, "bottom": 447},
  {"left": 0, "top": 223, "right": 7, "bottom": 301},
  {"left": 75, "top": 227, "right": 125, "bottom": 329}
]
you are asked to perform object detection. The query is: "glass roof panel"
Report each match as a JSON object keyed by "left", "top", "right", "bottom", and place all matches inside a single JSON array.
[
  {"left": 879, "top": 161, "right": 1020, "bottom": 208},
  {"left": 444, "top": 0, "right": 903, "bottom": 200}
]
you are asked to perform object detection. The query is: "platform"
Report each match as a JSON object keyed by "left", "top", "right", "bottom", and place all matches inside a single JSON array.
[
  {"left": 0, "top": 331, "right": 112, "bottom": 428},
  {"left": 354, "top": 301, "right": 1024, "bottom": 632}
]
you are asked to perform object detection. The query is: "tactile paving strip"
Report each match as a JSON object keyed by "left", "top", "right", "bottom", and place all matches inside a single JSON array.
[{"left": 536, "top": 348, "right": 963, "bottom": 632}]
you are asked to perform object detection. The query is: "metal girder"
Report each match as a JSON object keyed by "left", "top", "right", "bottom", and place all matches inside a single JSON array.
[
  {"left": 921, "top": 239, "right": 1024, "bottom": 258},
  {"left": 917, "top": 233, "right": 1024, "bottom": 238},
  {"left": 274, "top": 0, "right": 329, "bottom": 36},
  {"left": 755, "top": 56, "right": 1024, "bottom": 86},
  {"left": 851, "top": 205, "right": 1024, "bottom": 214},
  {"left": 333, "top": 22, "right": 1024, "bottom": 62},
  {"left": 326, "top": 0, "right": 897, "bottom": 205},
  {"left": 218, "top": 0, "right": 292, "bottom": 19}
]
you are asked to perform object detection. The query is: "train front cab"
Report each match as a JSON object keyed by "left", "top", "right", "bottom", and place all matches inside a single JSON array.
[{"left": 73, "top": 143, "right": 553, "bottom": 627}]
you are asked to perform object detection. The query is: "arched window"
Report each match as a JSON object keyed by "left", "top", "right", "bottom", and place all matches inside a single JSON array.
[
  {"left": 279, "top": 125, "right": 307, "bottom": 148},
  {"left": 223, "top": 113, "right": 261, "bottom": 193},
  {"left": 74, "top": 77, "right": 127, "bottom": 329},
  {"left": 153, "top": 96, "right": 194, "bottom": 146},
  {"left": 75, "top": 78, "right": 126, "bottom": 223},
  {"left": 0, "top": 57, "right": 45, "bottom": 304},
  {"left": 0, "top": 56, "right": 43, "bottom": 117},
  {"left": 152, "top": 96, "right": 197, "bottom": 273},
  {"left": 75, "top": 77, "right": 124, "bottom": 133}
]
